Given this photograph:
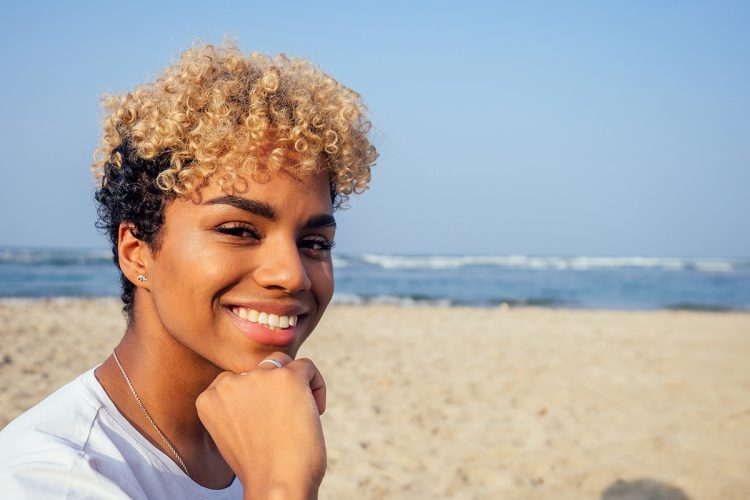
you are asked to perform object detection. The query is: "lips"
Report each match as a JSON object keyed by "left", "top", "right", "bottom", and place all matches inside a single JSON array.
[{"left": 225, "top": 304, "right": 307, "bottom": 347}]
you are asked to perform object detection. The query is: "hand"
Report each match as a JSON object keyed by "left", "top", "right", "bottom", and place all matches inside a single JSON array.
[{"left": 196, "top": 352, "right": 327, "bottom": 499}]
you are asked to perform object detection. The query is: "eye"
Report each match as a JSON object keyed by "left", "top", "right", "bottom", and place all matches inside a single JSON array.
[
  {"left": 300, "top": 237, "right": 335, "bottom": 254},
  {"left": 216, "top": 223, "right": 260, "bottom": 239}
]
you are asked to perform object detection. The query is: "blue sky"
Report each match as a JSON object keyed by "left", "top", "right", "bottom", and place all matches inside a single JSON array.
[{"left": 0, "top": 1, "right": 748, "bottom": 257}]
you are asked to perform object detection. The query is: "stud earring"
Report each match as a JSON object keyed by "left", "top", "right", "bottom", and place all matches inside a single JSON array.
[{"left": 137, "top": 274, "right": 148, "bottom": 282}]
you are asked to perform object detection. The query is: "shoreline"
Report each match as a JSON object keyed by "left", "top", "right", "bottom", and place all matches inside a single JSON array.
[
  {"left": 1, "top": 298, "right": 749, "bottom": 498},
  {"left": 1, "top": 296, "right": 748, "bottom": 313}
]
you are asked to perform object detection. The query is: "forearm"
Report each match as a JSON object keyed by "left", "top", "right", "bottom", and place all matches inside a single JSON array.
[{"left": 243, "top": 479, "right": 320, "bottom": 500}]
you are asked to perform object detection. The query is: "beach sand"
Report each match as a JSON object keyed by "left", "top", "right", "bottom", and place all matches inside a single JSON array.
[{"left": 1, "top": 299, "right": 748, "bottom": 499}]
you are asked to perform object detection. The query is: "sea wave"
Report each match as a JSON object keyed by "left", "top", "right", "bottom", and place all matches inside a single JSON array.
[
  {"left": 0, "top": 248, "right": 112, "bottom": 266},
  {"left": 331, "top": 293, "right": 566, "bottom": 308},
  {"left": 331, "top": 293, "right": 454, "bottom": 307},
  {"left": 351, "top": 254, "right": 744, "bottom": 273},
  {"left": 331, "top": 256, "right": 349, "bottom": 268}
]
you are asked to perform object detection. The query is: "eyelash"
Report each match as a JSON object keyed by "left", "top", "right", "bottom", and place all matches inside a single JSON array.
[
  {"left": 216, "top": 223, "right": 259, "bottom": 239},
  {"left": 302, "top": 239, "right": 336, "bottom": 252},
  {"left": 216, "top": 223, "right": 335, "bottom": 252}
]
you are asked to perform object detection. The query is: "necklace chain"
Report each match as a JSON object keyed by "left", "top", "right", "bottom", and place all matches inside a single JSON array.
[{"left": 112, "top": 348, "right": 190, "bottom": 477}]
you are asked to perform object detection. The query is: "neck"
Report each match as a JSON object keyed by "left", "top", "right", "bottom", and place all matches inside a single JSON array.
[{"left": 95, "top": 307, "right": 234, "bottom": 488}]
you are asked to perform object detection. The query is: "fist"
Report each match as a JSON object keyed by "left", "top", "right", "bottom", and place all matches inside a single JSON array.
[{"left": 196, "top": 353, "right": 327, "bottom": 497}]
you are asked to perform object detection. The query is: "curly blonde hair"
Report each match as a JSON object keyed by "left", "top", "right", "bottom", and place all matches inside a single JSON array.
[{"left": 93, "top": 42, "right": 377, "bottom": 201}]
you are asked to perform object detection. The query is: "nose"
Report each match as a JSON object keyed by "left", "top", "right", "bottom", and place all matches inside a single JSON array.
[{"left": 252, "top": 237, "right": 312, "bottom": 294}]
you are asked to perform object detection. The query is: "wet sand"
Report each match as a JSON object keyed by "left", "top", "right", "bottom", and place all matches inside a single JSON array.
[{"left": 1, "top": 298, "right": 748, "bottom": 499}]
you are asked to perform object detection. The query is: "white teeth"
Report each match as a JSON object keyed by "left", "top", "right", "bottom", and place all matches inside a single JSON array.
[
  {"left": 233, "top": 307, "right": 298, "bottom": 330},
  {"left": 268, "top": 314, "right": 279, "bottom": 327}
]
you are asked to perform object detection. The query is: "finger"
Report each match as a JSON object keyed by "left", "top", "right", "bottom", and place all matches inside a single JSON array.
[
  {"left": 289, "top": 358, "right": 327, "bottom": 415},
  {"left": 256, "top": 351, "right": 293, "bottom": 370},
  {"left": 311, "top": 369, "right": 326, "bottom": 415},
  {"left": 206, "top": 370, "right": 234, "bottom": 388}
]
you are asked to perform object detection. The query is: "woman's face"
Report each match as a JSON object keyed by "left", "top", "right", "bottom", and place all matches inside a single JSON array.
[{"left": 140, "top": 167, "right": 335, "bottom": 373}]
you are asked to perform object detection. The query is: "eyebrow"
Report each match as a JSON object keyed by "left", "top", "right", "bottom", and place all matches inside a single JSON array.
[
  {"left": 206, "top": 196, "right": 276, "bottom": 220},
  {"left": 304, "top": 214, "right": 337, "bottom": 229},
  {"left": 205, "top": 195, "right": 336, "bottom": 228}
]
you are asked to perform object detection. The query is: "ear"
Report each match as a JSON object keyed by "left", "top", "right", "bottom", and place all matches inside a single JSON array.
[{"left": 117, "top": 223, "right": 153, "bottom": 289}]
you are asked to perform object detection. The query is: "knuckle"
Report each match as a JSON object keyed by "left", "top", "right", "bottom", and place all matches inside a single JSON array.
[
  {"left": 293, "top": 357, "right": 321, "bottom": 377},
  {"left": 195, "top": 392, "right": 209, "bottom": 412},
  {"left": 294, "top": 357, "right": 316, "bottom": 371},
  {"left": 209, "top": 372, "right": 243, "bottom": 397},
  {"left": 276, "top": 366, "right": 299, "bottom": 384},
  {"left": 210, "top": 372, "right": 229, "bottom": 388},
  {"left": 211, "top": 380, "right": 227, "bottom": 394}
]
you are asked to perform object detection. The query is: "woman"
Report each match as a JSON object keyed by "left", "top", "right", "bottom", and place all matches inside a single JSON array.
[{"left": 0, "top": 43, "right": 377, "bottom": 499}]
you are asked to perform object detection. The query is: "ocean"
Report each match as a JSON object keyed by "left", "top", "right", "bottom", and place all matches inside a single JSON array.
[{"left": 1, "top": 247, "right": 749, "bottom": 311}]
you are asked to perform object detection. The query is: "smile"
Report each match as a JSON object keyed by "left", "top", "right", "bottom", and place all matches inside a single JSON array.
[{"left": 229, "top": 307, "right": 298, "bottom": 331}]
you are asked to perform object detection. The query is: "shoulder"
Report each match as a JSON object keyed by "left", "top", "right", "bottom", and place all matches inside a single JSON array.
[
  {"left": 0, "top": 370, "right": 244, "bottom": 499},
  {"left": 0, "top": 369, "right": 136, "bottom": 498},
  {"left": 0, "top": 454, "right": 133, "bottom": 499},
  {"left": 0, "top": 369, "right": 102, "bottom": 463}
]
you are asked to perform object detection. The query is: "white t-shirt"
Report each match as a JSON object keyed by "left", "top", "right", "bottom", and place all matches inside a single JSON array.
[{"left": 0, "top": 368, "right": 243, "bottom": 499}]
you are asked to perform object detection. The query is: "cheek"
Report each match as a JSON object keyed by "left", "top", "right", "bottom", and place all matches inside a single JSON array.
[
  {"left": 151, "top": 241, "right": 237, "bottom": 320},
  {"left": 309, "top": 259, "right": 335, "bottom": 309}
]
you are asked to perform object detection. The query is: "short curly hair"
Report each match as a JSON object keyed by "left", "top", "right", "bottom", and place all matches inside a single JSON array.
[{"left": 93, "top": 42, "right": 377, "bottom": 316}]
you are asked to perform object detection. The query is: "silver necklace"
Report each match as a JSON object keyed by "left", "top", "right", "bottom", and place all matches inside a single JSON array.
[{"left": 112, "top": 348, "right": 190, "bottom": 477}]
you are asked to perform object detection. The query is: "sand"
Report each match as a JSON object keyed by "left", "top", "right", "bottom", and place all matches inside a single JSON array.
[{"left": 1, "top": 298, "right": 748, "bottom": 499}]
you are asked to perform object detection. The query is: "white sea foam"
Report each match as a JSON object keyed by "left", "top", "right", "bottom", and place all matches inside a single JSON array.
[
  {"left": 353, "top": 254, "right": 741, "bottom": 273},
  {"left": 691, "top": 260, "right": 735, "bottom": 273},
  {"left": 359, "top": 254, "right": 538, "bottom": 269},
  {"left": 331, "top": 256, "right": 349, "bottom": 268},
  {"left": 331, "top": 293, "right": 452, "bottom": 307}
]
